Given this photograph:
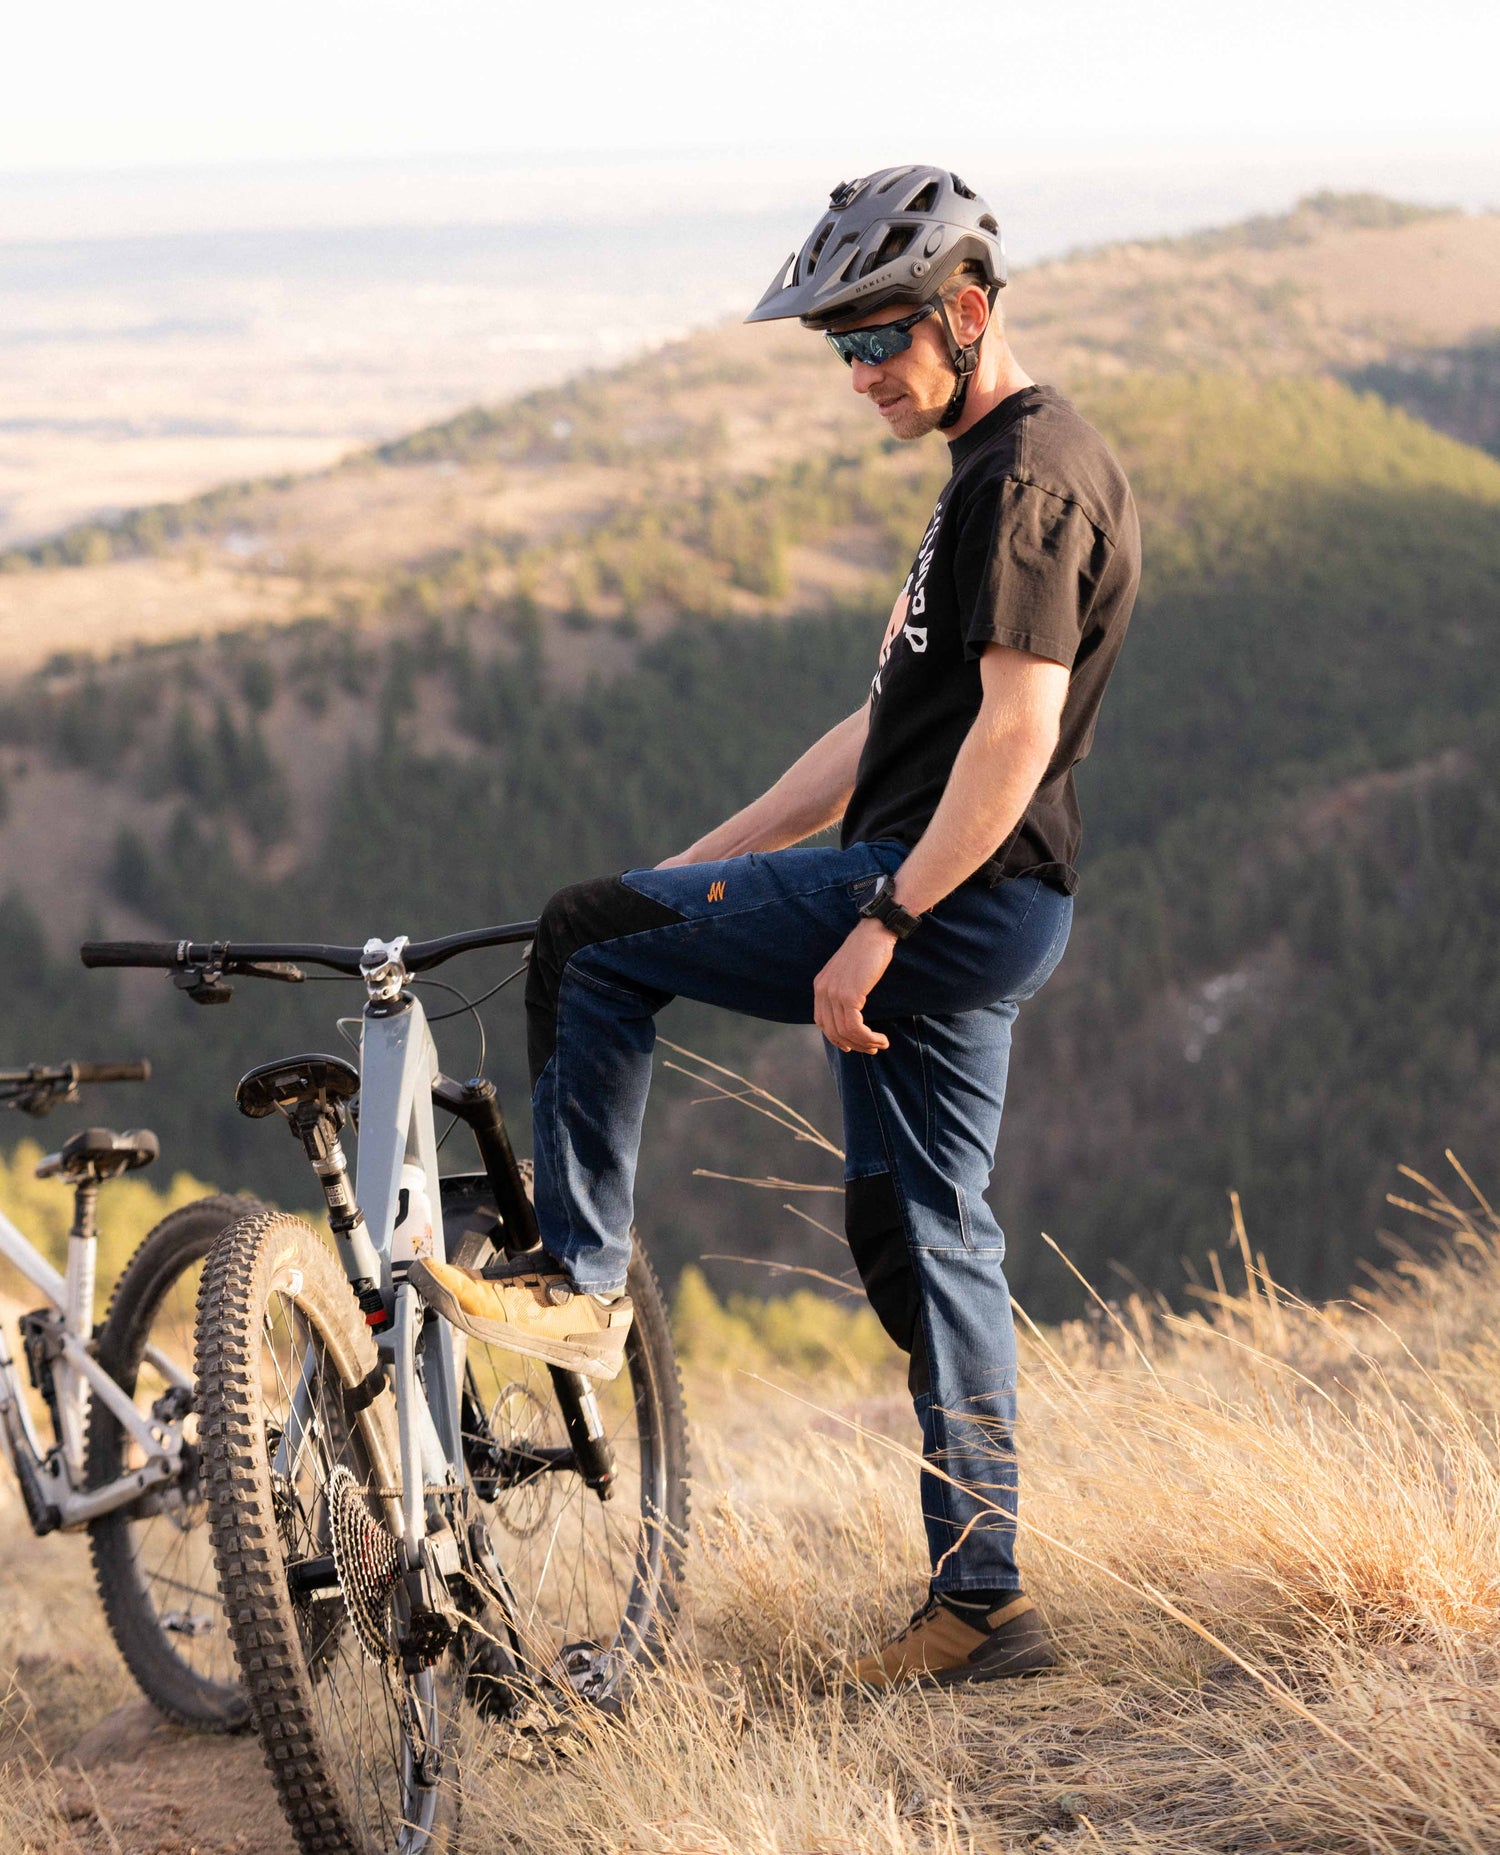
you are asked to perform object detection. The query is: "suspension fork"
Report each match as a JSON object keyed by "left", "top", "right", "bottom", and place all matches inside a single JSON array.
[
  {"left": 430, "top": 1075, "right": 538, "bottom": 1257},
  {"left": 550, "top": 1367, "right": 616, "bottom": 1499}
]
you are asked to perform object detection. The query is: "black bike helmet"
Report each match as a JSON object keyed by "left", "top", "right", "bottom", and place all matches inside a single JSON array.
[{"left": 746, "top": 165, "right": 1007, "bottom": 427}]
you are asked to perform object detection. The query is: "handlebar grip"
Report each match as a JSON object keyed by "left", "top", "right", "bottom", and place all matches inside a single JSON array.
[
  {"left": 80, "top": 941, "right": 182, "bottom": 969},
  {"left": 72, "top": 1060, "right": 152, "bottom": 1084}
]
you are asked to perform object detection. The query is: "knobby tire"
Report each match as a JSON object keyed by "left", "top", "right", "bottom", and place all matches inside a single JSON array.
[{"left": 87, "top": 1192, "right": 261, "bottom": 1730}]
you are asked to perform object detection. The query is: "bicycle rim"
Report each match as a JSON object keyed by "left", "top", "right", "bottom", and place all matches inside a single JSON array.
[{"left": 88, "top": 1196, "right": 254, "bottom": 1726}]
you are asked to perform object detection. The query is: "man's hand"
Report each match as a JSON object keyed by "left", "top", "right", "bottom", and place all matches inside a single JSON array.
[{"left": 814, "top": 919, "right": 896, "bottom": 1054}]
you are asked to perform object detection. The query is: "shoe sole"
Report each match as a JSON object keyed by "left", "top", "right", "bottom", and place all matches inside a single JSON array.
[
  {"left": 922, "top": 1650, "right": 1061, "bottom": 1686},
  {"left": 923, "top": 1621, "right": 1062, "bottom": 1686},
  {"left": 412, "top": 1268, "right": 630, "bottom": 1381}
]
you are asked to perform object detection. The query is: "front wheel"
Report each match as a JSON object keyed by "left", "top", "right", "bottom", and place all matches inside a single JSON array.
[{"left": 87, "top": 1192, "right": 261, "bottom": 1730}]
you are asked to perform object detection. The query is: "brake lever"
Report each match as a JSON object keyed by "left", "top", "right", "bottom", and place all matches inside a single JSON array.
[
  {"left": 170, "top": 952, "right": 303, "bottom": 1004},
  {"left": 4, "top": 1079, "right": 75, "bottom": 1118}
]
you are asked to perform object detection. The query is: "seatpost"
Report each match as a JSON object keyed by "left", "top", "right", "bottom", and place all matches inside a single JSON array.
[
  {"left": 67, "top": 1174, "right": 100, "bottom": 1340},
  {"left": 288, "top": 1102, "right": 391, "bottom": 1332}
]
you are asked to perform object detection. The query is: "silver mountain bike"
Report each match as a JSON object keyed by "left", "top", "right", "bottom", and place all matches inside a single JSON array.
[
  {"left": 81, "top": 927, "right": 690, "bottom": 1855},
  {"left": 0, "top": 1059, "right": 256, "bottom": 1727}
]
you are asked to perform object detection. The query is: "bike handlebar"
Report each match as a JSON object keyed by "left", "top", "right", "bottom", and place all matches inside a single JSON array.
[
  {"left": 0, "top": 1060, "right": 151, "bottom": 1113},
  {"left": 79, "top": 921, "right": 538, "bottom": 981},
  {"left": 0, "top": 1060, "right": 151, "bottom": 1086}
]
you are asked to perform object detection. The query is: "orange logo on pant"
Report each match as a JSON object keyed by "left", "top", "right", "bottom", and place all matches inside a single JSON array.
[{"left": 706, "top": 880, "right": 726, "bottom": 903}]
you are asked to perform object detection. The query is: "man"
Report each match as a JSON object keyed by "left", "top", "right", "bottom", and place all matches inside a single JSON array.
[{"left": 413, "top": 166, "right": 1140, "bottom": 1686}]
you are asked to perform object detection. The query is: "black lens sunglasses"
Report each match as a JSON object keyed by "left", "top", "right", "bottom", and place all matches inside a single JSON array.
[{"left": 824, "top": 303, "right": 940, "bottom": 368}]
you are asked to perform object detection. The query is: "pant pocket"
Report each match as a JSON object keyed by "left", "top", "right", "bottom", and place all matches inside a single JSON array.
[{"left": 907, "top": 1178, "right": 997, "bottom": 1254}]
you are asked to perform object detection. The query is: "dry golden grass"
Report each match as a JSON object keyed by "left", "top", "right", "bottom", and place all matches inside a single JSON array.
[
  {"left": 0, "top": 1520, "right": 134, "bottom": 1852},
  {"left": 5, "top": 1151, "right": 1500, "bottom": 1850},
  {"left": 466, "top": 1162, "right": 1500, "bottom": 1854}
]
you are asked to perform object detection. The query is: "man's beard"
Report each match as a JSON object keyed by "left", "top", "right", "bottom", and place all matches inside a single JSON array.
[
  {"left": 884, "top": 397, "right": 947, "bottom": 442},
  {"left": 878, "top": 395, "right": 949, "bottom": 441}
]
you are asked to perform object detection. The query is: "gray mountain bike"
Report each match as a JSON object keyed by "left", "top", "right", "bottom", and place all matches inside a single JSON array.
[
  {"left": 81, "top": 926, "right": 690, "bottom": 1855},
  {"left": 0, "top": 1059, "right": 256, "bottom": 1728}
]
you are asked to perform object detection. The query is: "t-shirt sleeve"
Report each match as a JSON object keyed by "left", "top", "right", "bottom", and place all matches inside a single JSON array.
[{"left": 955, "top": 475, "right": 1106, "bottom": 668}]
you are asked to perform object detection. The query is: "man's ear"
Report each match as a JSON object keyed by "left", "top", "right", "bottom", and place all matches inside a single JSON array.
[{"left": 953, "top": 283, "right": 991, "bottom": 347}]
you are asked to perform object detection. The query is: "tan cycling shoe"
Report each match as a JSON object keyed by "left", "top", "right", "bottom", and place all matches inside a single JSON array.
[
  {"left": 849, "top": 1591, "right": 1059, "bottom": 1689},
  {"left": 408, "top": 1253, "right": 633, "bottom": 1381}
]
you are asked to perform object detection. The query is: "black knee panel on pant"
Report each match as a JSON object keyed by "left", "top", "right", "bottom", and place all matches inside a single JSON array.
[
  {"left": 525, "top": 875, "right": 685, "bottom": 1087},
  {"left": 844, "top": 1170, "right": 930, "bottom": 1398}
]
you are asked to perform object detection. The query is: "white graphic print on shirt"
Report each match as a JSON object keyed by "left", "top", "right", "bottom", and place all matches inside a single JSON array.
[{"left": 871, "top": 498, "right": 942, "bottom": 698}]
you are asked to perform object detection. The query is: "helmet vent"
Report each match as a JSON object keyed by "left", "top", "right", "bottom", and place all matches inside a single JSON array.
[
  {"left": 951, "top": 174, "right": 976, "bottom": 199},
  {"left": 826, "top": 233, "right": 860, "bottom": 279},
  {"left": 808, "top": 223, "right": 834, "bottom": 271},
  {"left": 905, "top": 180, "right": 940, "bottom": 213},
  {"left": 978, "top": 214, "right": 999, "bottom": 235},
  {"left": 860, "top": 225, "right": 916, "bottom": 277}
]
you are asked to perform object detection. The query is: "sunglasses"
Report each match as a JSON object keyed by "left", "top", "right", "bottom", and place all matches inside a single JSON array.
[{"left": 824, "top": 303, "right": 939, "bottom": 368}]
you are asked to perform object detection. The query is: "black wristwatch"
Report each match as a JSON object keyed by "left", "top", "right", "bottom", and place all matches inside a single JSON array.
[{"left": 858, "top": 875, "right": 922, "bottom": 939}]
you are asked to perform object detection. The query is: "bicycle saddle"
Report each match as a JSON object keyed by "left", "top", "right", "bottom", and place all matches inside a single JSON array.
[
  {"left": 35, "top": 1126, "right": 160, "bottom": 1182},
  {"left": 236, "top": 1053, "right": 360, "bottom": 1120}
]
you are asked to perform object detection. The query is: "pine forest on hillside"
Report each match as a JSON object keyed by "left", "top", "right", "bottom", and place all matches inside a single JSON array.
[{"left": 2, "top": 197, "right": 1500, "bottom": 1320}]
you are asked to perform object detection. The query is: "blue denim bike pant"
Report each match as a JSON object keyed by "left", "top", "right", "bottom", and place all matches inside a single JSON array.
[{"left": 524, "top": 839, "right": 1072, "bottom": 1593}]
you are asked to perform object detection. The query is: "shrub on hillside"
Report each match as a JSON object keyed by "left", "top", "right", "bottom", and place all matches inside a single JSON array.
[{"left": 673, "top": 1265, "right": 894, "bottom": 1382}]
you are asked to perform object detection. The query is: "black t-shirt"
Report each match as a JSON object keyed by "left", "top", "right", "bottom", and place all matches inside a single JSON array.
[{"left": 841, "top": 385, "right": 1140, "bottom": 894}]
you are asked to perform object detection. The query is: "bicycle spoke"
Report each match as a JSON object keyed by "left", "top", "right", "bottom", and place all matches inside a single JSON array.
[{"left": 457, "top": 1302, "right": 673, "bottom": 1667}]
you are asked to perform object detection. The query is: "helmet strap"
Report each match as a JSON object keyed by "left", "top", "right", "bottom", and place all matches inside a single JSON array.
[{"left": 934, "top": 287, "right": 997, "bottom": 431}]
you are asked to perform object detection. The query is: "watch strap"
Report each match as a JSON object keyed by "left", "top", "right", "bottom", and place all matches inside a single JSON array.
[{"left": 859, "top": 875, "right": 921, "bottom": 939}]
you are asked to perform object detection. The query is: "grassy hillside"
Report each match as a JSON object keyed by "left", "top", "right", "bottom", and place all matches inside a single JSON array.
[{"left": 2, "top": 195, "right": 1496, "bottom": 674}]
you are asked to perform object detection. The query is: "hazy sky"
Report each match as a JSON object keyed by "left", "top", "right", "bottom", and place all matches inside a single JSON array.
[{"left": 8, "top": 0, "right": 1497, "bottom": 174}]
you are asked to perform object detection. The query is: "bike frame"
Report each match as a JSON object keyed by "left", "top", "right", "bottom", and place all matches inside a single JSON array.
[
  {"left": 271, "top": 938, "right": 470, "bottom": 1555},
  {"left": 353, "top": 958, "right": 464, "bottom": 1545},
  {"left": 0, "top": 1201, "right": 187, "bottom": 1528}
]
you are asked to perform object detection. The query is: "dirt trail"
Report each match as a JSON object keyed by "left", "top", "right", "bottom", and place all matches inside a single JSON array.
[{"left": 56, "top": 1701, "right": 286, "bottom": 1855}]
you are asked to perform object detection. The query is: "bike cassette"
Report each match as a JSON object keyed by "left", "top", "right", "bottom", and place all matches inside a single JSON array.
[{"left": 327, "top": 1465, "right": 402, "bottom": 1663}]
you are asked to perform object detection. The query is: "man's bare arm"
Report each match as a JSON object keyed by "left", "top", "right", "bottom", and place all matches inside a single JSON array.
[
  {"left": 657, "top": 703, "right": 870, "bottom": 867},
  {"left": 815, "top": 645, "right": 1067, "bottom": 1053}
]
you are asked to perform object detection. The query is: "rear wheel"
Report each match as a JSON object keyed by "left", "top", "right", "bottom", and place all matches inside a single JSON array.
[
  {"left": 87, "top": 1193, "right": 260, "bottom": 1730},
  {"left": 442, "top": 1174, "right": 690, "bottom": 1678},
  {"left": 196, "top": 1209, "right": 455, "bottom": 1855}
]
